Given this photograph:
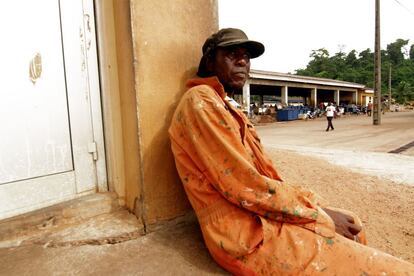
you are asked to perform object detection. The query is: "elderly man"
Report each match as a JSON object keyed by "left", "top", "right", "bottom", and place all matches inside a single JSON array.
[{"left": 169, "top": 28, "right": 414, "bottom": 275}]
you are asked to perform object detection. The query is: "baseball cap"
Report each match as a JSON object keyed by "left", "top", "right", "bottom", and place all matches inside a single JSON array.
[{"left": 197, "top": 28, "right": 265, "bottom": 77}]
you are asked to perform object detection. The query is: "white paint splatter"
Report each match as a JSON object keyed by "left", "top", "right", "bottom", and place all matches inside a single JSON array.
[{"left": 241, "top": 200, "right": 253, "bottom": 207}]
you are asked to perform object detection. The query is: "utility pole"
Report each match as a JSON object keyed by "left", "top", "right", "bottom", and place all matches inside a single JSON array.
[
  {"left": 373, "top": 0, "right": 381, "bottom": 125},
  {"left": 388, "top": 65, "right": 392, "bottom": 109}
]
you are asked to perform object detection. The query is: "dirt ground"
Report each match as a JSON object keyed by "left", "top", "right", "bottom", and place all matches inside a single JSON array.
[{"left": 254, "top": 112, "right": 414, "bottom": 263}]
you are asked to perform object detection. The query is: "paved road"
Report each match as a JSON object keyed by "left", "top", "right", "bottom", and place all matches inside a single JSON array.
[{"left": 256, "top": 111, "right": 414, "bottom": 185}]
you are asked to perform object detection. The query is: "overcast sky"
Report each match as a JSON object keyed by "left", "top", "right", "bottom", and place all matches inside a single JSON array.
[{"left": 219, "top": 0, "right": 414, "bottom": 73}]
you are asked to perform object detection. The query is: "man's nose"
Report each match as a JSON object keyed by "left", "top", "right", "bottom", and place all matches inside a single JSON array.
[{"left": 235, "top": 56, "right": 248, "bottom": 66}]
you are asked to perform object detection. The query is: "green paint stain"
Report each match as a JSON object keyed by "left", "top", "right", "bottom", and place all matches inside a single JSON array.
[
  {"left": 325, "top": 238, "right": 334, "bottom": 245},
  {"left": 223, "top": 168, "right": 233, "bottom": 175},
  {"left": 219, "top": 120, "right": 227, "bottom": 126}
]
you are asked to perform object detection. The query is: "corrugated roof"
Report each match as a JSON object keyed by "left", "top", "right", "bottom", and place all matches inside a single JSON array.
[{"left": 250, "top": 69, "right": 366, "bottom": 89}]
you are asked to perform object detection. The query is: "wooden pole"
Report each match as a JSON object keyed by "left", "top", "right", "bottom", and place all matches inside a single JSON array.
[
  {"left": 388, "top": 65, "right": 392, "bottom": 108},
  {"left": 373, "top": 0, "right": 381, "bottom": 125}
]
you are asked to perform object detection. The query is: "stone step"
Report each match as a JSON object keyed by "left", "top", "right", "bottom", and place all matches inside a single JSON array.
[{"left": 0, "top": 192, "right": 142, "bottom": 247}]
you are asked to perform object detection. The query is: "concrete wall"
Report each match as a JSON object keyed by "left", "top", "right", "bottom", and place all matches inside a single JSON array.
[
  {"left": 360, "top": 93, "right": 374, "bottom": 106},
  {"left": 125, "top": 0, "right": 218, "bottom": 225}
]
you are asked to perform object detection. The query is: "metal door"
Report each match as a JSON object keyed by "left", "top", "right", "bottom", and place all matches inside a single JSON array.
[{"left": 0, "top": 0, "right": 106, "bottom": 220}]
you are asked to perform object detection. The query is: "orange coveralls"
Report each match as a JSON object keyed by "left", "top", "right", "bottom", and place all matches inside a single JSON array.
[{"left": 169, "top": 76, "right": 414, "bottom": 275}]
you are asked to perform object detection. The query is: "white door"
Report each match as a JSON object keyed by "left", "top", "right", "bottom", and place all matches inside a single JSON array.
[{"left": 0, "top": 0, "right": 106, "bottom": 220}]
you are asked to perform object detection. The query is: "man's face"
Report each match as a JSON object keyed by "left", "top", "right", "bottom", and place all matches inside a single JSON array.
[{"left": 209, "top": 46, "right": 251, "bottom": 92}]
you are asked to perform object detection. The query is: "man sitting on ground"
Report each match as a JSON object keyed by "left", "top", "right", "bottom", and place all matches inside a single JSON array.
[{"left": 169, "top": 28, "right": 414, "bottom": 275}]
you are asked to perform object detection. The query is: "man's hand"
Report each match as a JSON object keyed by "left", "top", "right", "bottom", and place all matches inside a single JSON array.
[{"left": 323, "top": 208, "right": 362, "bottom": 240}]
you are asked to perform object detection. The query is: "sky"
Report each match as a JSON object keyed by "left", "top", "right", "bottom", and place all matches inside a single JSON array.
[{"left": 219, "top": 0, "right": 414, "bottom": 73}]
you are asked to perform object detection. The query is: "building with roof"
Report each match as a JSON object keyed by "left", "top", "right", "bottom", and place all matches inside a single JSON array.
[{"left": 239, "top": 70, "right": 373, "bottom": 112}]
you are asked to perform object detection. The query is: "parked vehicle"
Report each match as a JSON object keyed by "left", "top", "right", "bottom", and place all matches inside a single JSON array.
[
  {"left": 305, "top": 110, "right": 316, "bottom": 119},
  {"left": 344, "top": 104, "right": 361, "bottom": 115}
]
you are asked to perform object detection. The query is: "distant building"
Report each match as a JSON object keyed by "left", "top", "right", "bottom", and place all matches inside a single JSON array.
[{"left": 238, "top": 70, "right": 373, "bottom": 113}]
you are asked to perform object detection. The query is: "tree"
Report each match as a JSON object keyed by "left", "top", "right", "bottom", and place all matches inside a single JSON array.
[
  {"left": 394, "top": 81, "right": 414, "bottom": 103},
  {"left": 345, "top": 50, "right": 358, "bottom": 67},
  {"left": 296, "top": 48, "right": 331, "bottom": 77},
  {"left": 386, "top": 39, "right": 409, "bottom": 66},
  {"left": 295, "top": 39, "right": 414, "bottom": 104}
]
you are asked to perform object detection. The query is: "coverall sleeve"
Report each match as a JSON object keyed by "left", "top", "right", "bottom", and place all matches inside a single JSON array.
[{"left": 171, "top": 86, "right": 334, "bottom": 235}]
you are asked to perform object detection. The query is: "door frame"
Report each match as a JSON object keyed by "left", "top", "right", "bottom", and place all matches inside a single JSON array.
[
  {"left": 94, "top": 0, "right": 129, "bottom": 203},
  {"left": 77, "top": 0, "right": 107, "bottom": 192},
  {"left": 59, "top": 0, "right": 107, "bottom": 193}
]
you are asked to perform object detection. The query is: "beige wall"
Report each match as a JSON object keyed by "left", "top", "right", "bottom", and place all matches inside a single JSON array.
[
  {"left": 115, "top": 0, "right": 218, "bottom": 225},
  {"left": 360, "top": 93, "right": 374, "bottom": 106}
]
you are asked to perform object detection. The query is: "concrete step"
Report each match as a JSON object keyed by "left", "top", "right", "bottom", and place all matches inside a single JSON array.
[
  {"left": 0, "top": 192, "right": 143, "bottom": 247},
  {"left": 0, "top": 209, "right": 227, "bottom": 275}
]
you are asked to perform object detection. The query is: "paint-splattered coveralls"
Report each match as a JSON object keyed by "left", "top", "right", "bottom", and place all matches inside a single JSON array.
[{"left": 169, "top": 77, "right": 414, "bottom": 275}]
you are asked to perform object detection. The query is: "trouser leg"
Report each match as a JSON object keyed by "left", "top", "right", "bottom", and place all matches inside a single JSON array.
[
  {"left": 326, "top": 117, "right": 334, "bottom": 131},
  {"left": 244, "top": 216, "right": 414, "bottom": 275}
]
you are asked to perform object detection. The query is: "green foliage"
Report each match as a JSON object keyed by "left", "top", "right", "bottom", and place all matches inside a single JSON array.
[
  {"left": 295, "top": 39, "right": 414, "bottom": 104},
  {"left": 386, "top": 39, "right": 409, "bottom": 65}
]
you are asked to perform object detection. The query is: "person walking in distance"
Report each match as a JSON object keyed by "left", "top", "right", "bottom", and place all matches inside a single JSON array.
[
  {"left": 367, "top": 100, "right": 373, "bottom": 116},
  {"left": 325, "top": 102, "right": 335, "bottom": 131}
]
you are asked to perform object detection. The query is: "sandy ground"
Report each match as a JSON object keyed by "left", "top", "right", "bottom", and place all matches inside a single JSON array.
[
  {"left": 264, "top": 147, "right": 414, "bottom": 263},
  {"left": 265, "top": 144, "right": 414, "bottom": 186}
]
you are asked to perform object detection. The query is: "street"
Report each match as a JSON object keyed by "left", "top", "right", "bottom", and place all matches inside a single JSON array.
[
  {"left": 257, "top": 111, "right": 414, "bottom": 155},
  {"left": 257, "top": 111, "right": 414, "bottom": 185}
]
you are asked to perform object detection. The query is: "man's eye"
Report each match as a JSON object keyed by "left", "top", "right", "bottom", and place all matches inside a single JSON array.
[
  {"left": 226, "top": 51, "right": 250, "bottom": 62},
  {"left": 227, "top": 51, "right": 236, "bottom": 60}
]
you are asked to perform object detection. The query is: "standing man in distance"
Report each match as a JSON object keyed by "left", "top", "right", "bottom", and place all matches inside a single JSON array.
[
  {"left": 169, "top": 28, "right": 414, "bottom": 275},
  {"left": 367, "top": 100, "right": 373, "bottom": 116},
  {"left": 325, "top": 102, "right": 335, "bottom": 131}
]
